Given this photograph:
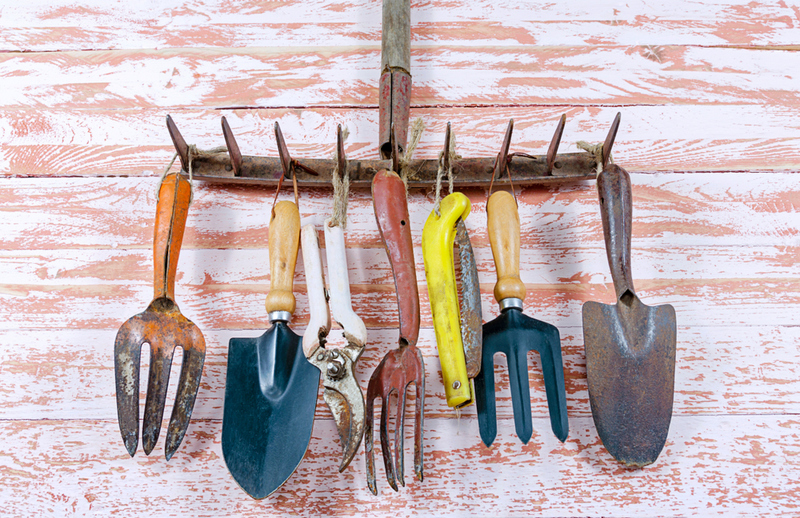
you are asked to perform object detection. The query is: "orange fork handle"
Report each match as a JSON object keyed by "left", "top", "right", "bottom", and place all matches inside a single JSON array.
[{"left": 153, "top": 173, "right": 192, "bottom": 301}]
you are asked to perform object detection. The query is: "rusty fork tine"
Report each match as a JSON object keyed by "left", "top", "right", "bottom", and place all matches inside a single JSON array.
[
  {"left": 164, "top": 335, "right": 205, "bottom": 460},
  {"left": 394, "top": 386, "right": 408, "bottom": 487},
  {"left": 365, "top": 385, "right": 379, "bottom": 495},
  {"left": 142, "top": 340, "right": 172, "bottom": 455},
  {"left": 413, "top": 354, "right": 425, "bottom": 481},
  {"left": 381, "top": 392, "right": 398, "bottom": 491}
]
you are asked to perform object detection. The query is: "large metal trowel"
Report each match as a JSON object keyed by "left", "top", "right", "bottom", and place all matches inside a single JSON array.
[
  {"left": 474, "top": 190, "right": 569, "bottom": 447},
  {"left": 583, "top": 163, "right": 676, "bottom": 467},
  {"left": 222, "top": 200, "right": 320, "bottom": 498}
]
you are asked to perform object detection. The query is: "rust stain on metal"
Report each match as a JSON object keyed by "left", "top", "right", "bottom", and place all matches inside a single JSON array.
[
  {"left": 114, "top": 172, "right": 206, "bottom": 462},
  {"left": 455, "top": 218, "right": 482, "bottom": 379}
]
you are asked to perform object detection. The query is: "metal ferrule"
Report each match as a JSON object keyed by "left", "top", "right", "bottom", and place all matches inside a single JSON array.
[
  {"left": 268, "top": 311, "right": 292, "bottom": 323},
  {"left": 499, "top": 298, "right": 523, "bottom": 311}
]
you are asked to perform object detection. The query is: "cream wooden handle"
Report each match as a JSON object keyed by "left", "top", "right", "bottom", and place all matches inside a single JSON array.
[
  {"left": 265, "top": 200, "right": 301, "bottom": 314},
  {"left": 487, "top": 191, "right": 526, "bottom": 303}
]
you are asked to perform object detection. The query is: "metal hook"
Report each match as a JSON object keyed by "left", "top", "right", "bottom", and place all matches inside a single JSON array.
[
  {"left": 546, "top": 114, "right": 566, "bottom": 174},
  {"left": 602, "top": 112, "right": 621, "bottom": 169},
  {"left": 441, "top": 122, "right": 451, "bottom": 178},
  {"left": 166, "top": 115, "right": 189, "bottom": 172},
  {"left": 337, "top": 124, "right": 346, "bottom": 174},
  {"left": 221, "top": 117, "right": 242, "bottom": 177},
  {"left": 488, "top": 119, "right": 514, "bottom": 198},
  {"left": 274, "top": 122, "right": 294, "bottom": 181}
]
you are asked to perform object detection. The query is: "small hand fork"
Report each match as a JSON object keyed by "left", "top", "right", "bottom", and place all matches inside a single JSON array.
[
  {"left": 114, "top": 171, "right": 206, "bottom": 460},
  {"left": 367, "top": 168, "right": 425, "bottom": 495}
]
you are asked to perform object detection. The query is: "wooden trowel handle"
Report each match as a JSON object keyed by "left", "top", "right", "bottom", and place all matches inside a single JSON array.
[
  {"left": 266, "top": 200, "right": 301, "bottom": 315},
  {"left": 487, "top": 191, "right": 526, "bottom": 304},
  {"left": 153, "top": 173, "right": 192, "bottom": 300},
  {"left": 372, "top": 169, "right": 420, "bottom": 346},
  {"left": 597, "top": 164, "right": 636, "bottom": 300}
]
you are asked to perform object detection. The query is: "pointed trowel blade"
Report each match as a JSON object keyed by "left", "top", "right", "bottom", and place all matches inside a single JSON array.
[
  {"left": 222, "top": 324, "right": 320, "bottom": 499},
  {"left": 583, "top": 298, "right": 676, "bottom": 466}
]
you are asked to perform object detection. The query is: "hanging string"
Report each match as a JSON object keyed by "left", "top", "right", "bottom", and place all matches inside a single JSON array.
[
  {"left": 433, "top": 131, "right": 459, "bottom": 216},
  {"left": 576, "top": 140, "right": 613, "bottom": 177},
  {"left": 398, "top": 118, "right": 425, "bottom": 187},
  {"left": 330, "top": 127, "right": 351, "bottom": 229},
  {"left": 157, "top": 145, "right": 226, "bottom": 205}
]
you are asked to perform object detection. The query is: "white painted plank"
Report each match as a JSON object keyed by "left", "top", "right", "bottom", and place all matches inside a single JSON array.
[
  {"left": 3, "top": 173, "right": 800, "bottom": 251},
  {"left": 1, "top": 1, "right": 799, "bottom": 50},
  {"left": 1, "top": 325, "right": 797, "bottom": 420},
  {"left": 1, "top": 46, "right": 800, "bottom": 110},
  {"left": 0, "top": 416, "right": 796, "bottom": 516}
]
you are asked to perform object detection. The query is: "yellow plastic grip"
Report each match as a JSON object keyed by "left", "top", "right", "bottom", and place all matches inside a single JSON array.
[
  {"left": 265, "top": 200, "right": 301, "bottom": 315},
  {"left": 422, "top": 193, "right": 472, "bottom": 408},
  {"left": 488, "top": 191, "right": 526, "bottom": 303}
]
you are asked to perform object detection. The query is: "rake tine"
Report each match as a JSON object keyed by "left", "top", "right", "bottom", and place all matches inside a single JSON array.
[
  {"left": 164, "top": 339, "right": 205, "bottom": 460},
  {"left": 381, "top": 393, "right": 398, "bottom": 491},
  {"left": 142, "top": 340, "right": 173, "bottom": 455},
  {"left": 508, "top": 347, "right": 534, "bottom": 445},
  {"left": 394, "top": 385, "right": 408, "bottom": 487},
  {"left": 365, "top": 387, "right": 378, "bottom": 495}
]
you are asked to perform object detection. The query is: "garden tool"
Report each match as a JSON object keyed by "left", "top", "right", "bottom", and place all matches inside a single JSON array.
[
  {"left": 422, "top": 192, "right": 483, "bottom": 409},
  {"left": 473, "top": 190, "right": 569, "bottom": 447},
  {"left": 221, "top": 200, "right": 320, "bottom": 499},
  {"left": 366, "top": 166, "right": 425, "bottom": 495},
  {"left": 301, "top": 221, "right": 367, "bottom": 472},
  {"left": 583, "top": 155, "right": 676, "bottom": 466},
  {"left": 114, "top": 171, "right": 206, "bottom": 461}
]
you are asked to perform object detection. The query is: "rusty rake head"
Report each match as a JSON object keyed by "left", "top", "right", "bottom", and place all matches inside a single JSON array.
[{"left": 365, "top": 342, "right": 425, "bottom": 495}]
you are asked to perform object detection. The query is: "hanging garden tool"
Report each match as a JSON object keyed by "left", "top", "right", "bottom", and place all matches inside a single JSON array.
[
  {"left": 422, "top": 123, "right": 483, "bottom": 409},
  {"left": 114, "top": 115, "right": 206, "bottom": 461},
  {"left": 301, "top": 126, "right": 368, "bottom": 472},
  {"left": 221, "top": 120, "right": 320, "bottom": 499},
  {"left": 582, "top": 113, "right": 677, "bottom": 467},
  {"left": 473, "top": 119, "right": 569, "bottom": 447},
  {"left": 366, "top": 127, "right": 425, "bottom": 495}
]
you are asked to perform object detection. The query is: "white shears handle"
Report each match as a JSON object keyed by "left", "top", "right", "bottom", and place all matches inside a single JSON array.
[
  {"left": 301, "top": 224, "right": 331, "bottom": 357},
  {"left": 324, "top": 218, "right": 367, "bottom": 357}
]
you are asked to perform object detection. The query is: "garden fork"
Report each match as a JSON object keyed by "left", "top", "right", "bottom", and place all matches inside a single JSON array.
[{"left": 366, "top": 167, "right": 425, "bottom": 495}]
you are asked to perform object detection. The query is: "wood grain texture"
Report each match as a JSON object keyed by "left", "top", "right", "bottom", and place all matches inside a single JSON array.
[
  {"left": 2, "top": 1, "right": 800, "bottom": 51},
  {"left": 0, "top": 325, "right": 797, "bottom": 421},
  {"left": 3, "top": 172, "right": 800, "bottom": 250},
  {"left": 1, "top": 45, "right": 800, "bottom": 110},
  {"left": 0, "top": 417, "right": 797, "bottom": 517},
  {"left": 3, "top": 0, "right": 800, "bottom": 516}
]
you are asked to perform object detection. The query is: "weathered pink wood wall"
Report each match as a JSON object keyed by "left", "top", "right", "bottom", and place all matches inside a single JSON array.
[{"left": 1, "top": 1, "right": 799, "bottom": 516}]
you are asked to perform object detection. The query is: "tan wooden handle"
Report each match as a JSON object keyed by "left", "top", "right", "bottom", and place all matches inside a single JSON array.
[
  {"left": 265, "top": 200, "right": 301, "bottom": 314},
  {"left": 487, "top": 191, "right": 526, "bottom": 303}
]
